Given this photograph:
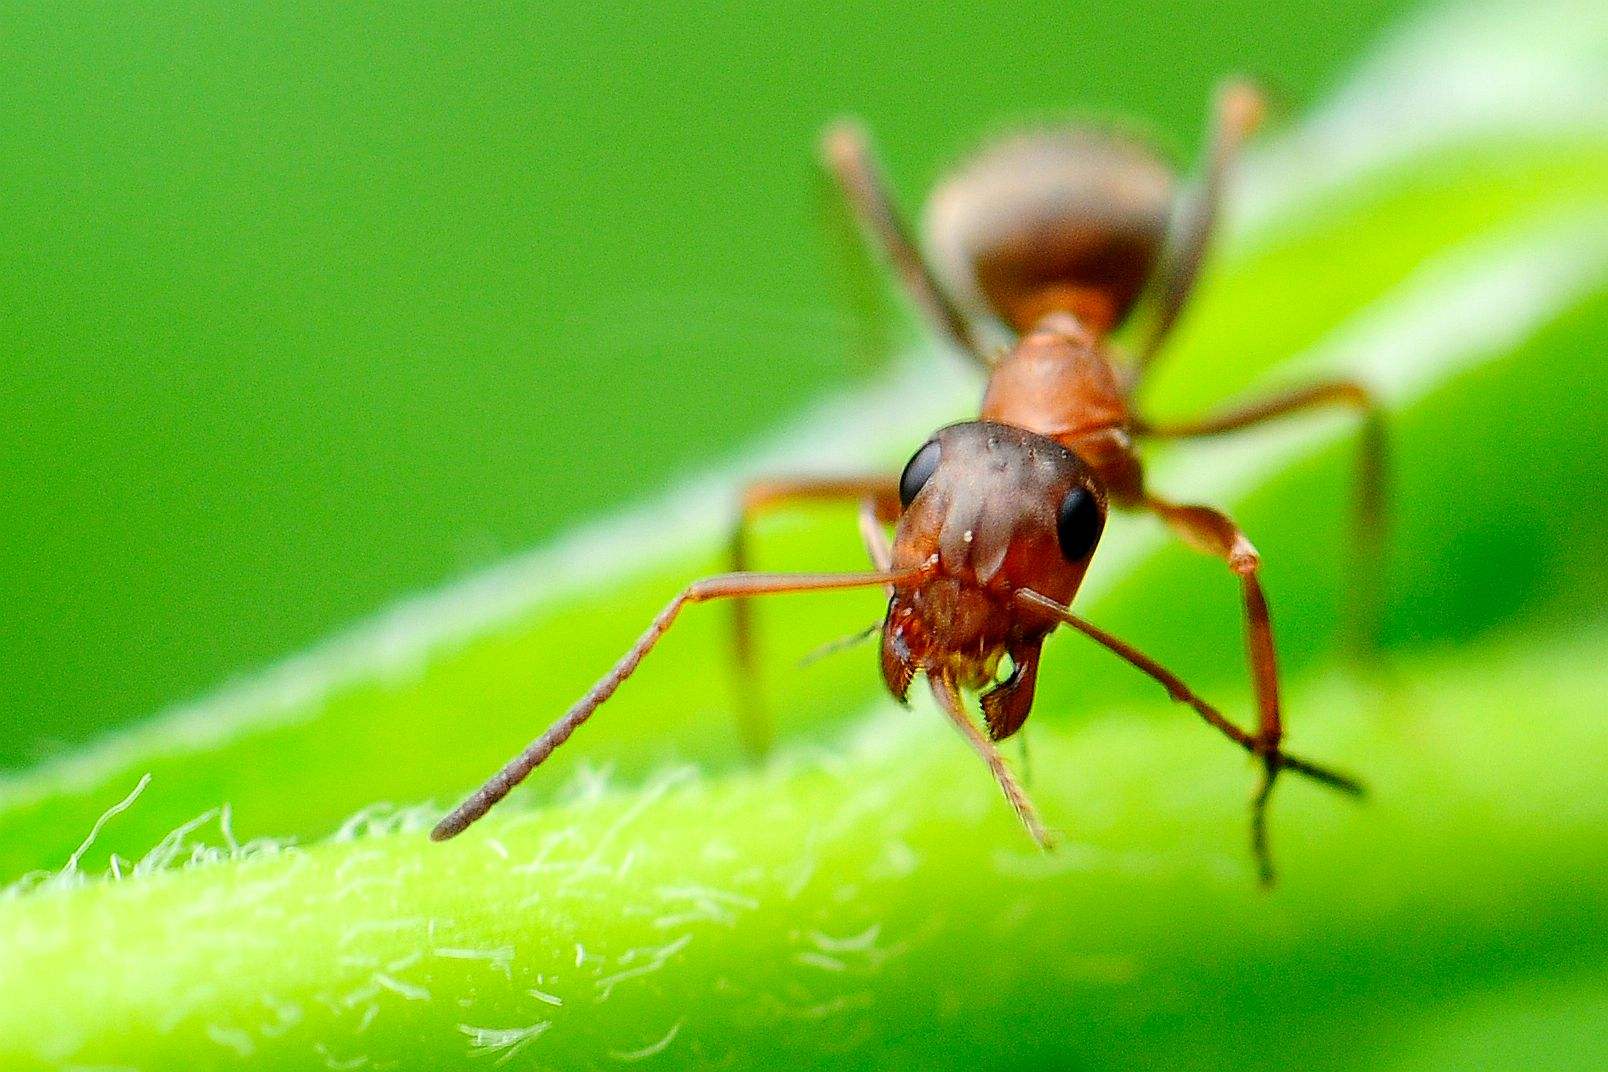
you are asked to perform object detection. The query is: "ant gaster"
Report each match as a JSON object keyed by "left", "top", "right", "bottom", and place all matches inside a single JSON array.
[{"left": 433, "top": 80, "right": 1383, "bottom": 885}]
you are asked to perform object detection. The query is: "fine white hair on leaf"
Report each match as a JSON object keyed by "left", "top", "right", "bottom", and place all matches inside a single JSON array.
[
  {"left": 658, "top": 882, "right": 760, "bottom": 909},
  {"left": 312, "top": 1041, "right": 371, "bottom": 1070},
  {"left": 218, "top": 802, "right": 240, "bottom": 857},
  {"left": 794, "top": 951, "right": 849, "bottom": 973},
  {"left": 807, "top": 924, "right": 882, "bottom": 954},
  {"left": 257, "top": 993, "right": 303, "bottom": 1038},
  {"left": 132, "top": 806, "right": 220, "bottom": 877},
  {"left": 510, "top": 826, "right": 588, "bottom": 878},
  {"left": 608, "top": 1018, "right": 685, "bottom": 1062},
  {"left": 385, "top": 951, "right": 424, "bottom": 973},
  {"left": 337, "top": 917, "right": 429, "bottom": 948},
  {"left": 651, "top": 882, "right": 759, "bottom": 928},
  {"left": 652, "top": 882, "right": 761, "bottom": 927},
  {"left": 55, "top": 772, "right": 152, "bottom": 884},
  {"left": 371, "top": 972, "right": 430, "bottom": 1002},
  {"left": 458, "top": 1021, "right": 551, "bottom": 1065},
  {"left": 866, "top": 838, "right": 920, "bottom": 880},
  {"left": 551, "top": 761, "right": 620, "bottom": 810},
  {"left": 593, "top": 933, "right": 693, "bottom": 1002},
  {"left": 331, "top": 800, "right": 439, "bottom": 842},
  {"left": 204, "top": 1024, "right": 255, "bottom": 1057},
  {"left": 431, "top": 945, "right": 517, "bottom": 980}
]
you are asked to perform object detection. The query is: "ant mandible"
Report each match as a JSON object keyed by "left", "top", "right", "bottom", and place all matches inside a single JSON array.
[{"left": 433, "top": 79, "right": 1384, "bottom": 886}]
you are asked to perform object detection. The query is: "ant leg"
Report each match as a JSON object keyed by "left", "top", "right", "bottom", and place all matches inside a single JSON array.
[
  {"left": 1138, "top": 379, "right": 1389, "bottom": 656},
  {"left": 928, "top": 672, "right": 1054, "bottom": 849},
  {"left": 1014, "top": 588, "right": 1363, "bottom": 793},
  {"left": 432, "top": 560, "right": 935, "bottom": 842},
  {"left": 795, "top": 496, "right": 897, "bottom": 667},
  {"left": 820, "top": 121, "right": 993, "bottom": 368},
  {"left": 729, "top": 476, "right": 899, "bottom": 754},
  {"left": 856, "top": 494, "right": 895, "bottom": 571},
  {"left": 1143, "top": 495, "right": 1291, "bottom": 884},
  {"left": 1130, "top": 79, "right": 1266, "bottom": 386},
  {"left": 1015, "top": 587, "right": 1363, "bottom": 885}
]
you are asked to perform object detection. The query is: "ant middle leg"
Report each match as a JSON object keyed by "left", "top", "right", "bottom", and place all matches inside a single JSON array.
[
  {"left": 729, "top": 475, "right": 900, "bottom": 755},
  {"left": 1138, "top": 378, "right": 1388, "bottom": 655},
  {"left": 1143, "top": 494, "right": 1288, "bottom": 883}
]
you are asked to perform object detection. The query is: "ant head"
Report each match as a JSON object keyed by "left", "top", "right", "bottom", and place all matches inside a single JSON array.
[
  {"left": 880, "top": 421, "right": 1106, "bottom": 702},
  {"left": 923, "top": 129, "right": 1175, "bottom": 335}
]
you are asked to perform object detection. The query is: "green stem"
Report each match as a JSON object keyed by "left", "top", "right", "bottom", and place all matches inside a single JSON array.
[{"left": 1, "top": 631, "right": 1603, "bottom": 1070}]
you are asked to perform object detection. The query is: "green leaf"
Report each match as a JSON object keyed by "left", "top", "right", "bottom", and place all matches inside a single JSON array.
[{"left": 2, "top": 629, "right": 1604, "bottom": 1070}]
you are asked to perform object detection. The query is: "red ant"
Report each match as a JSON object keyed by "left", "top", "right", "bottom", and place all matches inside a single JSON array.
[{"left": 433, "top": 80, "right": 1382, "bottom": 885}]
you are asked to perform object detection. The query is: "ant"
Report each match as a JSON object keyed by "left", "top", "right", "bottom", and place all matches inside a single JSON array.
[{"left": 433, "top": 79, "right": 1383, "bottom": 886}]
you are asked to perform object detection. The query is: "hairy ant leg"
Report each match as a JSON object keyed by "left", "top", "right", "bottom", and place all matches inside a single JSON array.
[
  {"left": 1016, "top": 588, "right": 1363, "bottom": 882},
  {"left": 1140, "top": 495, "right": 1296, "bottom": 885}
]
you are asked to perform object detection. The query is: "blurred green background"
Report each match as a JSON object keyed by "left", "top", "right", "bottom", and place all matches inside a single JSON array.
[{"left": 0, "top": 0, "right": 1408, "bottom": 766}]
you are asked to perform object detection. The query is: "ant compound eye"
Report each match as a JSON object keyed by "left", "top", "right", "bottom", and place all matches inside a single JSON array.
[
  {"left": 899, "top": 439, "right": 941, "bottom": 508},
  {"left": 1056, "top": 486, "right": 1103, "bottom": 562}
]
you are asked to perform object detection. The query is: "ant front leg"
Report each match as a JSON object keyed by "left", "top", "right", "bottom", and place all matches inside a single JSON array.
[
  {"left": 1143, "top": 494, "right": 1289, "bottom": 883},
  {"left": 1014, "top": 588, "right": 1363, "bottom": 885},
  {"left": 1138, "top": 378, "right": 1388, "bottom": 655},
  {"left": 729, "top": 475, "right": 900, "bottom": 754}
]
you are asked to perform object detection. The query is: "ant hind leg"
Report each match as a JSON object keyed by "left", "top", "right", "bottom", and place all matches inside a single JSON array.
[
  {"left": 1129, "top": 78, "right": 1266, "bottom": 387},
  {"left": 819, "top": 121, "right": 992, "bottom": 368}
]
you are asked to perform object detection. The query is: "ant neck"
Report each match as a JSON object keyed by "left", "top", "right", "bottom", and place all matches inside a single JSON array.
[{"left": 1005, "top": 288, "right": 1121, "bottom": 338}]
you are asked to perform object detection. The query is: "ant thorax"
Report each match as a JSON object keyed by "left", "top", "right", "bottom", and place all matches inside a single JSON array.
[{"left": 979, "top": 313, "right": 1144, "bottom": 501}]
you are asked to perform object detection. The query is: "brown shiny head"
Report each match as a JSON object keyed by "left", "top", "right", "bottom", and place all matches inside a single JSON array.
[
  {"left": 922, "top": 128, "right": 1175, "bottom": 336},
  {"left": 880, "top": 421, "right": 1106, "bottom": 739}
]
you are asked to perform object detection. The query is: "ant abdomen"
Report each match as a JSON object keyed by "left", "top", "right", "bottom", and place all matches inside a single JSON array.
[{"left": 923, "top": 129, "right": 1175, "bottom": 337}]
